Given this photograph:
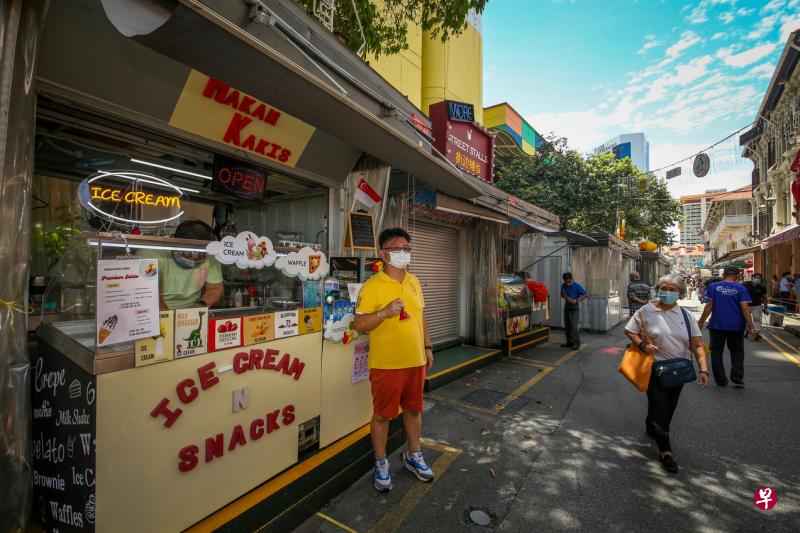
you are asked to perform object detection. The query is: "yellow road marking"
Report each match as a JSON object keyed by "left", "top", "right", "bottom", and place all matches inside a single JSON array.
[
  {"left": 317, "top": 512, "right": 359, "bottom": 533},
  {"left": 509, "top": 335, "right": 548, "bottom": 353},
  {"left": 762, "top": 330, "right": 798, "bottom": 351},
  {"left": 186, "top": 424, "right": 371, "bottom": 532},
  {"left": 553, "top": 347, "right": 581, "bottom": 366},
  {"left": 760, "top": 332, "right": 800, "bottom": 367},
  {"left": 426, "top": 393, "right": 495, "bottom": 415},
  {"left": 426, "top": 349, "right": 501, "bottom": 380},
  {"left": 367, "top": 443, "right": 462, "bottom": 533},
  {"left": 492, "top": 366, "right": 554, "bottom": 414}
]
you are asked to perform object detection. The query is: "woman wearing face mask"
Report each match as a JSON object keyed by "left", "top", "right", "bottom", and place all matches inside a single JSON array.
[
  {"left": 624, "top": 274, "right": 710, "bottom": 473},
  {"left": 143, "top": 219, "right": 224, "bottom": 310}
]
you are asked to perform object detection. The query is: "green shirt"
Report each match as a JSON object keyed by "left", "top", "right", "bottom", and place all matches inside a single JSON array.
[{"left": 141, "top": 250, "right": 223, "bottom": 309}]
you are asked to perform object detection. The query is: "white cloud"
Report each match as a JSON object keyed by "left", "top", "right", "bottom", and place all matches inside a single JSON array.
[
  {"left": 663, "top": 30, "right": 702, "bottom": 64},
  {"left": 760, "top": 0, "right": 786, "bottom": 15},
  {"left": 206, "top": 232, "right": 277, "bottom": 269},
  {"left": 686, "top": 0, "right": 735, "bottom": 24},
  {"left": 637, "top": 40, "right": 660, "bottom": 55},
  {"left": 747, "top": 63, "right": 775, "bottom": 79},
  {"left": 711, "top": 32, "right": 726, "bottom": 40},
  {"left": 747, "top": 13, "right": 781, "bottom": 39},
  {"left": 718, "top": 43, "right": 777, "bottom": 67},
  {"left": 779, "top": 16, "right": 800, "bottom": 41},
  {"left": 719, "top": 12, "right": 735, "bottom": 24}
]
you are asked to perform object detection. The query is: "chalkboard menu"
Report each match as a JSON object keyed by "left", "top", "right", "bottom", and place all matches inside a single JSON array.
[
  {"left": 32, "top": 343, "right": 96, "bottom": 532},
  {"left": 344, "top": 212, "right": 376, "bottom": 252}
]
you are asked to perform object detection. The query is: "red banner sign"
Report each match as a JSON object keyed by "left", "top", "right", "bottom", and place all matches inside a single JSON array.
[{"left": 430, "top": 101, "right": 494, "bottom": 183}]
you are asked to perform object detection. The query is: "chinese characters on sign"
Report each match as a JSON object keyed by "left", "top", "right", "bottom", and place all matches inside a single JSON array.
[
  {"left": 753, "top": 487, "right": 778, "bottom": 511},
  {"left": 429, "top": 100, "right": 494, "bottom": 183}
]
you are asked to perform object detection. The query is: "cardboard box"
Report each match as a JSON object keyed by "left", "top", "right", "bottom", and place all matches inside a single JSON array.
[
  {"left": 242, "top": 313, "right": 275, "bottom": 345},
  {"left": 134, "top": 310, "right": 175, "bottom": 367},
  {"left": 209, "top": 316, "right": 243, "bottom": 351},
  {"left": 299, "top": 308, "right": 322, "bottom": 334}
]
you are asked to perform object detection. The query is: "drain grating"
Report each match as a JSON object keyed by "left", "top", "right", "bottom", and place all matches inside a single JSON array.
[{"left": 461, "top": 389, "right": 529, "bottom": 415}]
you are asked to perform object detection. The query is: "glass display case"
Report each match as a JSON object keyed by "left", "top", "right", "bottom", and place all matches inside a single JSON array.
[{"left": 498, "top": 274, "right": 533, "bottom": 337}]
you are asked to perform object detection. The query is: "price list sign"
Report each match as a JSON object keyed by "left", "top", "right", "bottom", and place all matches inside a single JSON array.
[{"left": 32, "top": 346, "right": 97, "bottom": 532}]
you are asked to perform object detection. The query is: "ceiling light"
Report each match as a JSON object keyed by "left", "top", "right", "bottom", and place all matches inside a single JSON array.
[{"left": 130, "top": 158, "right": 212, "bottom": 180}]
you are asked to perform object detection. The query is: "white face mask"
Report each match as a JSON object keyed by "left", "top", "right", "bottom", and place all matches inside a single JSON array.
[{"left": 388, "top": 250, "right": 411, "bottom": 269}]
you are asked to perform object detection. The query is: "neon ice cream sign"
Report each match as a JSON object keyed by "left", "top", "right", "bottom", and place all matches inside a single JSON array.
[{"left": 78, "top": 171, "right": 186, "bottom": 225}]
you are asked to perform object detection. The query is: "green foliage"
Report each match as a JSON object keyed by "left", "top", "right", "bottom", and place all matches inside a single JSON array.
[
  {"left": 495, "top": 135, "right": 682, "bottom": 246},
  {"left": 295, "top": 0, "right": 488, "bottom": 57}
]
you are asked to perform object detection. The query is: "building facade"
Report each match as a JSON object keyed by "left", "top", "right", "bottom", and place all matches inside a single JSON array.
[
  {"left": 678, "top": 189, "right": 728, "bottom": 245},
  {"left": 741, "top": 29, "right": 800, "bottom": 279},
  {"left": 591, "top": 133, "right": 650, "bottom": 173},
  {"left": 701, "top": 186, "right": 754, "bottom": 264}
]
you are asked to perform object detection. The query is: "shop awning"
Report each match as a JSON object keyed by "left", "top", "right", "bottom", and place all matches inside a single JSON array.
[
  {"left": 713, "top": 244, "right": 760, "bottom": 264},
  {"left": 435, "top": 193, "right": 509, "bottom": 224},
  {"left": 100, "top": 0, "right": 483, "bottom": 199},
  {"left": 760, "top": 225, "right": 800, "bottom": 249}
]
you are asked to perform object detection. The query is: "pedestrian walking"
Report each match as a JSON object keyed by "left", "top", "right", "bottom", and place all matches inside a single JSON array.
[
  {"left": 743, "top": 273, "right": 768, "bottom": 340},
  {"left": 778, "top": 272, "right": 793, "bottom": 309},
  {"left": 624, "top": 274, "right": 710, "bottom": 474},
  {"left": 627, "top": 271, "right": 651, "bottom": 317},
  {"left": 560, "top": 272, "right": 587, "bottom": 349},
  {"left": 696, "top": 277, "right": 704, "bottom": 301},
  {"left": 354, "top": 228, "right": 434, "bottom": 492},
  {"left": 697, "top": 265, "right": 756, "bottom": 387}
]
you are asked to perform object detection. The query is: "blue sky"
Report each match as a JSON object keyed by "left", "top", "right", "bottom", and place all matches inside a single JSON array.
[{"left": 483, "top": 0, "right": 800, "bottom": 197}]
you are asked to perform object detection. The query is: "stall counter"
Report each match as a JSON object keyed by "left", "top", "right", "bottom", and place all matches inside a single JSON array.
[{"left": 33, "top": 321, "right": 323, "bottom": 533}]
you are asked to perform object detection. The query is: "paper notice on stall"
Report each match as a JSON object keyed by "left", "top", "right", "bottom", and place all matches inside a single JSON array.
[
  {"left": 134, "top": 311, "right": 175, "bottom": 367},
  {"left": 96, "top": 259, "right": 160, "bottom": 346},
  {"left": 347, "top": 283, "right": 363, "bottom": 304},
  {"left": 174, "top": 307, "right": 209, "bottom": 358},
  {"left": 352, "top": 340, "right": 369, "bottom": 384},
  {"left": 274, "top": 310, "right": 299, "bottom": 338}
]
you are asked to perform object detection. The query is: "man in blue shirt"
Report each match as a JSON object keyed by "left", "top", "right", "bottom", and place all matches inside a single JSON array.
[
  {"left": 560, "top": 272, "right": 588, "bottom": 349},
  {"left": 698, "top": 265, "right": 756, "bottom": 387}
]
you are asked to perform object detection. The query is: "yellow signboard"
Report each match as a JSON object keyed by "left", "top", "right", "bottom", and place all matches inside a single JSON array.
[
  {"left": 299, "top": 308, "right": 323, "bottom": 334},
  {"left": 169, "top": 70, "right": 316, "bottom": 167},
  {"left": 242, "top": 313, "right": 275, "bottom": 345},
  {"left": 134, "top": 311, "right": 175, "bottom": 367}
]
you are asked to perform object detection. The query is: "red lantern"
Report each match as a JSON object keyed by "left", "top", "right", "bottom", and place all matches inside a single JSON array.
[{"left": 792, "top": 176, "right": 800, "bottom": 213}]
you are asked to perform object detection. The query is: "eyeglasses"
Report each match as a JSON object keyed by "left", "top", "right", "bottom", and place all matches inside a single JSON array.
[{"left": 382, "top": 247, "right": 412, "bottom": 253}]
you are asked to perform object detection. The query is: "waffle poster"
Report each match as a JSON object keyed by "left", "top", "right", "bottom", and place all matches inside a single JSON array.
[{"left": 96, "top": 259, "right": 160, "bottom": 346}]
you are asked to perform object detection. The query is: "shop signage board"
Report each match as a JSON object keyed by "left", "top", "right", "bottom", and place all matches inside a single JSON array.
[
  {"left": 206, "top": 231, "right": 278, "bottom": 269},
  {"left": 169, "top": 70, "right": 316, "bottom": 168},
  {"left": 135, "top": 311, "right": 176, "bottom": 367},
  {"left": 430, "top": 100, "right": 494, "bottom": 183},
  {"left": 212, "top": 155, "right": 267, "bottom": 201},
  {"left": 274, "top": 310, "right": 299, "bottom": 338},
  {"left": 243, "top": 314, "right": 275, "bottom": 345},
  {"left": 209, "top": 317, "right": 243, "bottom": 351},
  {"left": 343, "top": 212, "right": 376, "bottom": 253},
  {"left": 32, "top": 348, "right": 97, "bottom": 533},
  {"left": 447, "top": 100, "right": 476, "bottom": 122},
  {"left": 693, "top": 153, "right": 711, "bottom": 177},
  {"left": 96, "top": 259, "right": 160, "bottom": 346},
  {"left": 78, "top": 171, "right": 185, "bottom": 226},
  {"left": 275, "top": 247, "right": 330, "bottom": 281},
  {"left": 174, "top": 308, "right": 209, "bottom": 358},
  {"left": 299, "top": 308, "right": 323, "bottom": 335}
]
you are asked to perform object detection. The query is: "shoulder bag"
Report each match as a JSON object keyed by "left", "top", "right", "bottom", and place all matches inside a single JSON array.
[
  {"left": 652, "top": 307, "right": 697, "bottom": 388},
  {"left": 618, "top": 312, "right": 654, "bottom": 392}
]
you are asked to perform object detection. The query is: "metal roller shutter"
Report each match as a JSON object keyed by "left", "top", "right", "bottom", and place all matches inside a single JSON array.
[{"left": 409, "top": 221, "right": 461, "bottom": 343}]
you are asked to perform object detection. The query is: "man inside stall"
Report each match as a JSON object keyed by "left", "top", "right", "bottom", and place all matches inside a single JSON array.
[{"left": 145, "top": 219, "right": 223, "bottom": 309}]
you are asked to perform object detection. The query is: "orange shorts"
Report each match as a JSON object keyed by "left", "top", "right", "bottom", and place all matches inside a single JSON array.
[{"left": 369, "top": 365, "right": 426, "bottom": 419}]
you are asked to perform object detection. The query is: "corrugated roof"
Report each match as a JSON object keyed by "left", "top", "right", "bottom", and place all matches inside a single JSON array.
[{"left": 709, "top": 185, "right": 752, "bottom": 203}]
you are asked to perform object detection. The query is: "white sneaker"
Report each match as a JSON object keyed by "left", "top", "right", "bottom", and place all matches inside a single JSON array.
[
  {"left": 402, "top": 450, "right": 435, "bottom": 482},
  {"left": 373, "top": 458, "right": 393, "bottom": 492}
]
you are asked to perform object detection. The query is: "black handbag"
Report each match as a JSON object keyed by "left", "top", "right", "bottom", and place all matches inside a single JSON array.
[{"left": 653, "top": 308, "right": 697, "bottom": 388}]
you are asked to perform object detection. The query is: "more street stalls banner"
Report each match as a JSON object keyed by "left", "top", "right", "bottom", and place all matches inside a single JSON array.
[{"left": 429, "top": 100, "right": 494, "bottom": 183}]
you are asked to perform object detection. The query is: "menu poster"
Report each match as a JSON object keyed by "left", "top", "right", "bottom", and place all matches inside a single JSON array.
[
  {"left": 174, "top": 308, "right": 209, "bottom": 358},
  {"left": 352, "top": 340, "right": 369, "bottom": 384},
  {"left": 243, "top": 313, "right": 274, "bottom": 345},
  {"left": 32, "top": 346, "right": 96, "bottom": 532},
  {"left": 96, "top": 259, "right": 160, "bottom": 346},
  {"left": 134, "top": 311, "right": 175, "bottom": 367},
  {"left": 209, "top": 316, "right": 243, "bottom": 351},
  {"left": 299, "top": 308, "right": 322, "bottom": 334},
  {"left": 274, "top": 310, "right": 299, "bottom": 338}
]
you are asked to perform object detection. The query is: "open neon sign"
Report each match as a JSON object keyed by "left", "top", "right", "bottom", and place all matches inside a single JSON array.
[
  {"left": 78, "top": 171, "right": 186, "bottom": 225},
  {"left": 212, "top": 155, "right": 267, "bottom": 201}
]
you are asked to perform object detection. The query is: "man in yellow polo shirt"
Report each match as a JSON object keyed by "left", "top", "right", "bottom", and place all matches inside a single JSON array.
[{"left": 355, "top": 227, "right": 434, "bottom": 492}]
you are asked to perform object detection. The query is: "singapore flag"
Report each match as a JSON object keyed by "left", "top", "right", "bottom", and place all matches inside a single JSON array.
[{"left": 354, "top": 178, "right": 382, "bottom": 209}]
